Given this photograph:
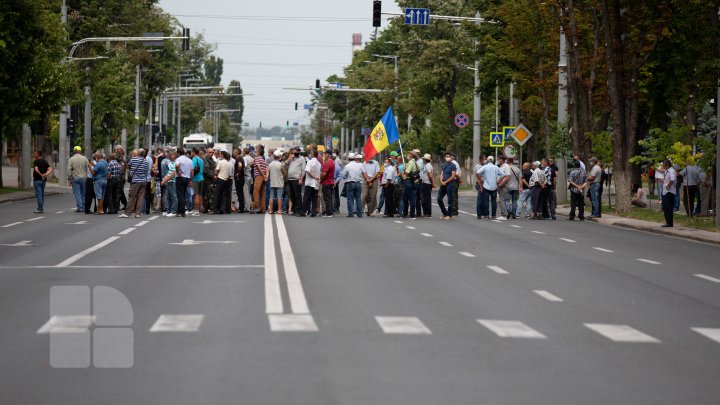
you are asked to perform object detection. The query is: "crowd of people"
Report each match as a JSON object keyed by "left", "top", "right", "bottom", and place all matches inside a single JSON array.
[{"left": 29, "top": 143, "right": 708, "bottom": 229}]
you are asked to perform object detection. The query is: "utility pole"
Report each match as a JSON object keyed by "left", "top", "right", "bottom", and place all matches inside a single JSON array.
[
  {"left": 472, "top": 12, "right": 482, "bottom": 166},
  {"left": 135, "top": 64, "right": 141, "bottom": 150},
  {"left": 84, "top": 81, "right": 92, "bottom": 158},
  {"left": 20, "top": 124, "right": 31, "bottom": 189},
  {"left": 557, "top": 8, "right": 570, "bottom": 204},
  {"left": 58, "top": 0, "right": 69, "bottom": 184},
  {"left": 495, "top": 80, "right": 499, "bottom": 159}
]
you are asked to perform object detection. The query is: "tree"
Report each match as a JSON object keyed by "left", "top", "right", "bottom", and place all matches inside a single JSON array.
[
  {"left": 0, "top": 0, "right": 76, "bottom": 187},
  {"left": 204, "top": 56, "right": 223, "bottom": 86}
]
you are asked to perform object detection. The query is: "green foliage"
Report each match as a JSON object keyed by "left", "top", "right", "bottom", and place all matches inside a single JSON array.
[{"left": 587, "top": 130, "right": 612, "bottom": 164}]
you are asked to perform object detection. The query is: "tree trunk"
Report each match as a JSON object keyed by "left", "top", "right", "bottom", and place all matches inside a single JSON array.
[{"left": 602, "top": 0, "right": 633, "bottom": 212}]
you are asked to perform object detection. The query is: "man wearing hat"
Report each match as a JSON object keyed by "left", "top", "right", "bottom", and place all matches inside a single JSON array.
[
  {"left": 361, "top": 153, "right": 381, "bottom": 216},
  {"left": 412, "top": 149, "right": 425, "bottom": 217},
  {"left": 284, "top": 146, "right": 306, "bottom": 214},
  {"left": 340, "top": 152, "right": 365, "bottom": 217},
  {"left": 68, "top": 146, "right": 90, "bottom": 212},
  {"left": 420, "top": 153, "right": 434, "bottom": 217}
]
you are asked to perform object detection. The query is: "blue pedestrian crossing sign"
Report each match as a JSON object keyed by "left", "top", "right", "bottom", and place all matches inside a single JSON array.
[
  {"left": 490, "top": 132, "right": 505, "bottom": 147},
  {"left": 404, "top": 8, "right": 431, "bottom": 25},
  {"left": 503, "top": 126, "right": 516, "bottom": 142}
]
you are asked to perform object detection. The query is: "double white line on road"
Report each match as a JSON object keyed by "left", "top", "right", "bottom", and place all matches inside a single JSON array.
[{"left": 265, "top": 214, "right": 317, "bottom": 331}]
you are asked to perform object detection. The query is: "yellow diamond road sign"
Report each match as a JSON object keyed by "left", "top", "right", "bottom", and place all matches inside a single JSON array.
[{"left": 510, "top": 123, "right": 533, "bottom": 146}]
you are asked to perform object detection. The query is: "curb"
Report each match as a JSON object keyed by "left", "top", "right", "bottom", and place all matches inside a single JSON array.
[
  {"left": 0, "top": 188, "right": 68, "bottom": 204},
  {"left": 608, "top": 221, "right": 720, "bottom": 246}
]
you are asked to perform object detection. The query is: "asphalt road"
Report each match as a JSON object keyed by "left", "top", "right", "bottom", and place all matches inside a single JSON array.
[{"left": 1, "top": 191, "right": 719, "bottom": 404}]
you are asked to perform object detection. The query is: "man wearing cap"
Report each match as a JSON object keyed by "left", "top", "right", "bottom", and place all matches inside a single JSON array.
[
  {"left": 411, "top": 150, "right": 425, "bottom": 217},
  {"left": 587, "top": 157, "right": 602, "bottom": 218},
  {"left": 382, "top": 156, "right": 398, "bottom": 217},
  {"left": 529, "top": 161, "right": 547, "bottom": 220},
  {"left": 419, "top": 154, "right": 435, "bottom": 217},
  {"left": 341, "top": 153, "right": 365, "bottom": 217},
  {"left": 438, "top": 152, "right": 457, "bottom": 220},
  {"left": 401, "top": 150, "right": 420, "bottom": 218},
  {"left": 68, "top": 146, "right": 89, "bottom": 212},
  {"left": 285, "top": 147, "right": 306, "bottom": 214},
  {"left": 361, "top": 155, "right": 381, "bottom": 216},
  {"left": 299, "top": 150, "right": 322, "bottom": 217}
]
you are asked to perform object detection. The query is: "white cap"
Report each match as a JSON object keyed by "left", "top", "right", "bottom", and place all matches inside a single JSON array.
[
  {"left": 273, "top": 150, "right": 282, "bottom": 157},
  {"left": 347, "top": 152, "right": 356, "bottom": 160},
  {"left": 356, "top": 154, "right": 363, "bottom": 159},
  {"left": 487, "top": 156, "right": 495, "bottom": 161}
]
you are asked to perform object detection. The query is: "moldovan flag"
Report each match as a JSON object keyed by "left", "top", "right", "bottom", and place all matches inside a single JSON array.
[{"left": 363, "top": 107, "right": 400, "bottom": 162}]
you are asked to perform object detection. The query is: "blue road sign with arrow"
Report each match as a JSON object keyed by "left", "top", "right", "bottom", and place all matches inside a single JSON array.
[{"left": 404, "top": 8, "right": 430, "bottom": 25}]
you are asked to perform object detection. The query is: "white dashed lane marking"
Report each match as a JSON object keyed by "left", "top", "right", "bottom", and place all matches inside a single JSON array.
[
  {"left": 459, "top": 252, "right": 476, "bottom": 258},
  {"left": 37, "top": 315, "right": 95, "bottom": 334},
  {"left": 268, "top": 314, "right": 318, "bottom": 332},
  {"left": 2, "top": 222, "right": 23, "bottom": 228},
  {"left": 420, "top": 233, "right": 433, "bottom": 237},
  {"left": 593, "top": 247, "right": 614, "bottom": 253},
  {"left": 584, "top": 323, "right": 660, "bottom": 343},
  {"left": 375, "top": 316, "right": 432, "bottom": 335},
  {"left": 487, "top": 265, "right": 509, "bottom": 274},
  {"left": 532, "top": 231, "right": 546, "bottom": 235},
  {"left": 118, "top": 228, "right": 136, "bottom": 235},
  {"left": 477, "top": 320, "right": 547, "bottom": 339},
  {"left": 135, "top": 220, "right": 149, "bottom": 227},
  {"left": 510, "top": 225, "right": 522, "bottom": 228},
  {"left": 406, "top": 226, "right": 416, "bottom": 230},
  {"left": 148, "top": 215, "right": 159, "bottom": 221},
  {"left": 438, "top": 242, "right": 452, "bottom": 247},
  {"left": 637, "top": 259, "right": 661, "bottom": 265},
  {"left": 25, "top": 217, "right": 44, "bottom": 222},
  {"left": 694, "top": 274, "right": 720, "bottom": 283},
  {"left": 559, "top": 238, "right": 576, "bottom": 243},
  {"left": 533, "top": 290, "right": 564, "bottom": 302},
  {"left": 692, "top": 328, "right": 720, "bottom": 344},
  {"left": 149, "top": 314, "right": 204, "bottom": 332},
  {"left": 394, "top": 220, "right": 403, "bottom": 224}
]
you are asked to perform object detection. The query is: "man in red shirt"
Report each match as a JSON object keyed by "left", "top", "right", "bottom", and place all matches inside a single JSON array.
[{"left": 320, "top": 152, "right": 336, "bottom": 217}]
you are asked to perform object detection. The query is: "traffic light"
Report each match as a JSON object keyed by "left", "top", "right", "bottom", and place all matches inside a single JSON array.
[
  {"left": 373, "top": 1, "right": 382, "bottom": 28},
  {"left": 315, "top": 79, "right": 321, "bottom": 89},
  {"left": 295, "top": 102, "right": 298, "bottom": 111},
  {"left": 500, "top": 99, "right": 510, "bottom": 127},
  {"left": 286, "top": 120, "right": 290, "bottom": 128},
  {"left": 182, "top": 28, "right": 190, "bottom": 51},
  {"left": 67, "top": 118, "right": 76, "bottom": 138}
]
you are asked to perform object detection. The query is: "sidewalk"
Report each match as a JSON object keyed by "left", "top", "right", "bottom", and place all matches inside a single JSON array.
[
  {"left": 1, "top": 164, "right": 69, "bottom": 204},
  {"left": 458, "top": 190, "right": 720, "bottom": 245}
]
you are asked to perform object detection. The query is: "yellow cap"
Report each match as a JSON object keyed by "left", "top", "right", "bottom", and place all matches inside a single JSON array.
[{"left": 73, "top": 146, "right": 82, "bottom": 151}]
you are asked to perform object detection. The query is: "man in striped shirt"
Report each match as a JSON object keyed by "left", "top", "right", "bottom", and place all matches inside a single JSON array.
[
  {"left": 106, "top": 153, "right": 122, "bottom": 214},
  {"left": 119, "top": 150, "right": 149, "bottom": 218},
  {"left": 252, "top": 145, "right": 267, "bottom": 214}
]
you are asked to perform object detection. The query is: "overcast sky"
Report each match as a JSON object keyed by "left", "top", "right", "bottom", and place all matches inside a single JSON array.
[{"left": 158, "top": 0, "right": 402, "bottom": 129}]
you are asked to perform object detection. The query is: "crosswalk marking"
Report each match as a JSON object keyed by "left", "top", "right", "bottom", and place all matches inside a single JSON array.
[
  {"left": 487, "top": 265, "right": 508, "bottom": 274},
  {"left": 584, "top": 323, "right": 660, "bottom": 343},
  {"left": 438, "top": 242, "right": 452, "bottom": 247},
  {"left": 694, "top": 274, "right": 720, "bottom": 283},
  {"left": 477, "top": 320, "right": 547, "bottom": 339},
  {"left": 593, "top": 247, "right": 614, "bottom": 253},
  {"left": 533, "top": 290, "right": 564, "bottom": 302},
  {"left": 37, "top": 315, "right": 95, "bottom": 334},
  {"left": 149, "top": 315, "right": 204, "bottom": 332},
  {"left": 459, "top": 252, "right": 476, "bottom": 258},
  {"left": 637, "top": 258, "right": 661, "bottom": 265},
  {"left": 268, "top": 314, "right": 318, "bottom": 332},
  {"left": 692, "top": 328, "right": 720, "bottom": 344},
  {"left": 375, "top": 316, "right": 432, "bottom": 335},
  {"left": 559, "top": 238, "right": 576, "bottom": 243}
]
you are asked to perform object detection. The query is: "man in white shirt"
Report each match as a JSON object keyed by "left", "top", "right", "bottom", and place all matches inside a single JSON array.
[
  {"left": 679, "top": 164, "right": 701, "bottom": 216},
  {"left": 503, "top": 157, "right": 522, "bottom": 219},
  {"left": 175, "top": 149, "right": 193, "bottom": 217},
  {"left": 341, "top": 153, "right": 366, "bottom": 217},
  {"left": 362, "top": 157, "right": 381, "bottom": 216},
  {"left": 420, "top": 154, "right": 435, "bottom": 218},
  {"left": 382, "top": 157, "right": 398, "bottom": 217},
  {"left": 451, "top": 155, "right": 462, "bottom": 215},
  {"left": 242, "top": 148, "right": 254, "bottom": 212},
  {"left": 213, "top": 150, "right": 233, "bottom": 214},
  {"left": 496, "top": 155, "right": 510, "bottom": 219},
  {"left": 299, "top": 150, "right": 321, "bottom": 217}
]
